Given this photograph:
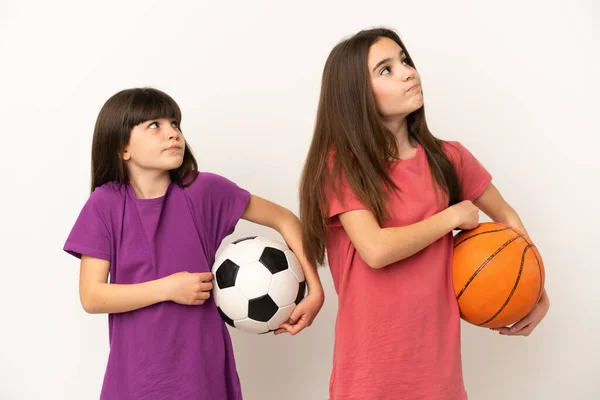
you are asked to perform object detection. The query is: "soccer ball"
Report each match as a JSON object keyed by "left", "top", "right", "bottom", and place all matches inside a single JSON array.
[{"left": 212, "top": 236, "right": 307, "bottom": 334}]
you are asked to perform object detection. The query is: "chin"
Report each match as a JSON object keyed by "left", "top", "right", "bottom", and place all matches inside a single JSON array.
[
  {"left": 166, "top": 160, "right": 184, "bottom": 170},
  {"left": 412, "top": 102, "right": 424, "bottom": 113},
  {"left": 407, "top": 99, "right": 424, "bottom": 114}
]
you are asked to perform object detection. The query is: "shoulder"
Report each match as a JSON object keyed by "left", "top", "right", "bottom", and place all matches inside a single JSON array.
[
  {"left": 72, "top": 182, "right": 124, "bottom": 234},
  {"left": 184, "top": 171, "right": 241, "bottom": 194},
  {"left": 88, "top": 181, "right": 125, "bottom": 206},
  {"left": 183, "top": 172, "right": 248, "bottom": 207},
  {"left": 440, "top": 140, "right": 464, "bottom": 157},
  {"left": 440, "top": 140, "right": 475, "bottom": 166},
  {"left": 87, "top": 181, "right": 125, "bottom": 219}
]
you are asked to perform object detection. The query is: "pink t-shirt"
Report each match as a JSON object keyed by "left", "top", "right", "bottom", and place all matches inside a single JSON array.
[{"left": 326, "top": 141, "right": 492, "bottom": 400}]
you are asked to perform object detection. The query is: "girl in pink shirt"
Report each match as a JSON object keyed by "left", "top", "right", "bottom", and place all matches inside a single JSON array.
[{"left": 299, "top": 28, "right": 550, "bottom": 400}]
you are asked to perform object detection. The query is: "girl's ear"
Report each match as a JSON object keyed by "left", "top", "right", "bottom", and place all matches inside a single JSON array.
[{"left": 121, "top": 147, "right": 131, "bottom": 161}]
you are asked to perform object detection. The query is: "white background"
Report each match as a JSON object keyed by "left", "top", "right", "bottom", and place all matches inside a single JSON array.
[{"left": 1, "top": 0, "right": 598, "bottom": 399}]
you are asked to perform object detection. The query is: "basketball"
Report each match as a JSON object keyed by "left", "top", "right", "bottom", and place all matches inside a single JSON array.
[{"left": 452, "top": 222, "right": 545, "bottom": 328}]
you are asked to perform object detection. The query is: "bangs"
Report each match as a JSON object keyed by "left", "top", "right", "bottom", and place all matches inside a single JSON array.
[{"left": 125, "top": 88, "right": 182, "bottom": 128}]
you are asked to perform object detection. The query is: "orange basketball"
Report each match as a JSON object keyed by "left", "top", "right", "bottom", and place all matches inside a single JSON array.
[{"left": 452, "top": 222, "right": 545, "bottom": 328}]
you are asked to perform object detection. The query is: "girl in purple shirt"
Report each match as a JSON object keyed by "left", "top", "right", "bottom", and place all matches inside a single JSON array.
[{"left": 64, "top": 87, "right": 324, "bottom": 399}]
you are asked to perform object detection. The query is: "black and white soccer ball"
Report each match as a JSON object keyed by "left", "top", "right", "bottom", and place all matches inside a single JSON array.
[{"left": 212, "top": 236, "right": 307, "bottom": 334}]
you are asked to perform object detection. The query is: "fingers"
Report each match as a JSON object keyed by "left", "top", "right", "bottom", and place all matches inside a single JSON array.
[
  {"left": 288, "top": 320, "right": 309, "bottom": 335},
  {"left": 516, "top": 325, "right": 534, "bottom": 336},
  {"left": 278, "top": 319, "right": 309, "bottom": 336},
  {"left": 287, "top": 307, "right": 302, "bottom": 325},
  {"left": 278, "top": 323, "right": 294, "bottom": 335},
  {"left": 194, "top": 272, "right": 214, "bottom": 282},
  {"left": 490, "top": 322, "right": 537, "bottom": 336},
  {"left": 177, "top": 274, "right": 214, "bottom": 306},
  {"left": 187, "top": 290, "right": 211, "bottom": 305},
  {"left": 500, "top": 326, "right": 533, "bottom": 336},
  {"left": 510, "top": 316, "right": 534, "bottom": 333},
  {"left": 197, "top": 291, "right": 210, "bottom": 301},
  {"left": 491, "top": 326, "right": 513, "bottom": 335},
  {"left": 276, "top": 307, "right": 310, "bottom": 336}
]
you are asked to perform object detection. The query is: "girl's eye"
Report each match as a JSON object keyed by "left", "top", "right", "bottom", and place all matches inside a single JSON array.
[
  {"left": 149, "top": 122, "right": 159, "bottom": 129},
  {"left": 401, "top": 58, "right": 409, "bottom": 66},
  {"left": 171, "top": 121, "right": 179, "bottom": 128},
  {"left": 380, "top": 66, "right": 390, "bottom": 75}
]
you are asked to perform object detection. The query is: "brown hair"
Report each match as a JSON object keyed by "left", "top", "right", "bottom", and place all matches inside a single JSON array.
[
  {"left": 299, "top": 28, "right": 461, "bottom": 266},
  {"left": 90, "top": 88, "right": 198, "bottom": 192}
]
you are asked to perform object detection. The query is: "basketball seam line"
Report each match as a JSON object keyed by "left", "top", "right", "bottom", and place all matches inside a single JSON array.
[
  {"left": 453, "top": 227, "right": 512, "bottom": 248},
  {"left": 501, "top": 226, "right": 543, "bottom": 310},
  {"left": 456, "top": 233, "right": 525, "bottom": 300},
  {"left": 532, "top": 247, "right": 544, "bottom": 303},
  {"left": 476, "top": 244, "right": 533, "bottom": 326}
]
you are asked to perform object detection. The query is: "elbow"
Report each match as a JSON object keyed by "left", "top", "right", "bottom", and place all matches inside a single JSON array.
[
  {"left": 365, "top": 257, "right": 385, "bottom": 270},
  {"left": 80, "top": 289, "right": 101, "bottom": 314},
  {"left": 492, "top": 203, "right": 518, "bottom": 225},
  {"left": 355, "top": 231, "right": 388, "bottom": 269},
  {"left": 80, "top": 297, "right": 98, "bottom": 314},
  {"left": 81, "top": 301, "right": 95, "bottom": 314},
  {"left": 274, "top": 208, "right": 300, "bottom": 233},
  {"left": 360, "top": 246, "right": 385, "bottom": 270},
  {"left": 496, "top": 208, "right": 527, "bottom": 235},
  {"left": 365, "top": 258, "right": 384, "bottom": 270}
]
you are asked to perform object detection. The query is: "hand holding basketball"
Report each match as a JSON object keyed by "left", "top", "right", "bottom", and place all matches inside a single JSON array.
[{"left": 491, "top": 290, "right": 550, "bottom": 336}]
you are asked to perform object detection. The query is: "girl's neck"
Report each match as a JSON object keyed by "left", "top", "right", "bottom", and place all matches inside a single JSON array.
[
  {"left": 128, "top": 170, "right": 171, "bottom": 199},
  {"left": 382, "top": 116, "right": 416, "bottom": 158}
]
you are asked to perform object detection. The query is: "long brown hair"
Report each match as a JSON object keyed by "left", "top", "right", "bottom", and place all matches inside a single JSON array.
[
  {"left": 90, "top": 88, "right": 198, "bottom": 192},
  {"left": 299, "top": 28, "right": 461, "bottom": 267}
]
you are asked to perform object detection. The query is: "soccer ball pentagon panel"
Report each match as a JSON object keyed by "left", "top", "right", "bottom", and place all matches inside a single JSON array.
[{"left": 212, "top": 236, "right": 307, "bottom": 334}]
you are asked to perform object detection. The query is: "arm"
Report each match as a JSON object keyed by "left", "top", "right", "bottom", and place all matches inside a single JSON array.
[
  {"left": 338, "top": 201, "right": 479, "bottom": 269},
  {"left": 473, "top": 183, "right": 528, "bottom": 235},
  {"left": 241, "top": 195, "right": 324, "bottom": 299},
  {"left": 241, "top": 195, "right": 324, "bottom": 334},
  {"left": 79, "top": 255, "right": 213, "bottom": 314},
  {"left": 473, "top": 183, "right": 550, "bottom": 335}
]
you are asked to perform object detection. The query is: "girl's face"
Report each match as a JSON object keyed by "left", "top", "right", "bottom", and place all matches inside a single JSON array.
[
  {"left": 368, "top": 37, "right": 424, "bottom": 121},
  {"left": 122, "top": 118, "right": 185, "bottom": 174}
]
